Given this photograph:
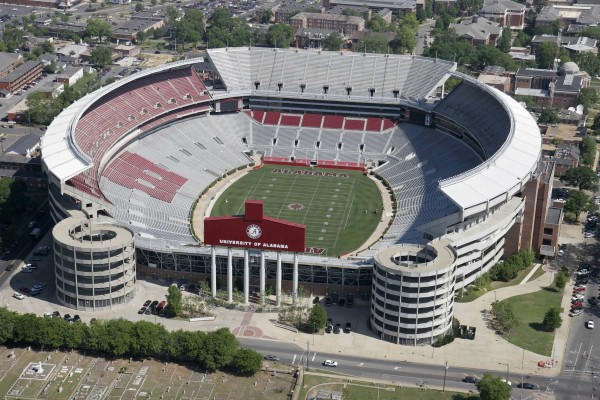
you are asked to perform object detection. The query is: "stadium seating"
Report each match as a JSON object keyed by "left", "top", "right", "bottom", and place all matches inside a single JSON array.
[
  {"left": 100, "top": 114, "right": 251, "bottom": 245},
  {"left": 68, "top": 67, "right": 211, "bottom": 199},
  {"left": 434, "top": 81, "right": 510, "bottom": 159}
]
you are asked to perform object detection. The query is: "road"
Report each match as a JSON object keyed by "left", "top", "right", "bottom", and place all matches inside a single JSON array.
[
  {"left": 239, "top": 337, "right": 556, "bottom": 397},
  {"left": 415, "top": 19, "right": 436, "bottom": 56}
]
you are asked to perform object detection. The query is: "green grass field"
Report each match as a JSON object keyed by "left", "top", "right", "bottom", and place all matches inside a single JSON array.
[
  {"left": 211, "top": 164, "right": 384, "bottom": 257},
  {"left": 499, "top": 286, "right": 563, "bottom": 356}
]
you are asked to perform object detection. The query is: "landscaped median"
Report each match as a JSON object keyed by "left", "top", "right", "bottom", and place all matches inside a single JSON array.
[
  {"left": 298, "top": 373, "right": 475, "bottom": 400},
  {"left": 494, "top": 284, "right": 564, "bottom": 356}
]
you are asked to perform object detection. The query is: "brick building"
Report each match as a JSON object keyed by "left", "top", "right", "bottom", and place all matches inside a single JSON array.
[
  {"left": 479, "top": 0, "right": 526, "bottom": 30},
  {"left": 290, "top": 12, "right": 365, "bottom": 35},
  {"left": 0, "top": 53, "right": 23, "bottom": 80},
  {"left": 504, "top": 161, "right": 563, "bottom": 258},
  {"left": 0, "top": 61, "right": 42, "bottom": 93}
]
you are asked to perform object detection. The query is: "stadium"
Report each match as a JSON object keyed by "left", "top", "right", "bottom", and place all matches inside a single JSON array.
[{"left": 41, "top": 47, "right": 541, "bottom": 346}]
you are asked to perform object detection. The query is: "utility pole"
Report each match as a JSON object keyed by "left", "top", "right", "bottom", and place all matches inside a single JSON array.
[
  {"left": 306, "top": 340, "right": 310, "bottom": 371},
  {"left": 443, "top": 361, "right": 448, "bottom": 392}
]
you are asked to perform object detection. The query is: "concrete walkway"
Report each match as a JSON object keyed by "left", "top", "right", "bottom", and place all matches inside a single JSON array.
[
  {"left": 253, "top": 267, "right": 570, "bottom": 377},
  {"left": 519, "top": 263, "right": 543, "bottom": 285}
]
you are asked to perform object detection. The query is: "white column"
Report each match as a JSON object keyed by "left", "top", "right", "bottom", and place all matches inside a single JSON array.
[
  {"left": 276, "top": 252, "right": 282, "bottom": 307},
  {"left": 243, "top": 250, "right": 249, "bottom": 305},
  {"left": 227, "top": 248, "right": 233, "bottom": 303},
  {"left": 211, "top": 246, "right": 217, "bottom": 298},
  {"left": 259, "top": 251, "right": 266, "bottom": 298},
  {"left": 292, "top": 253, "right": 299, "bottom": 304}
]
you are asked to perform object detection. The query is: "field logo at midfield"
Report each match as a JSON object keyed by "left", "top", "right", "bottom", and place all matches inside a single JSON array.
[
  {"left": 288, "top": 203, "right": 305, "bottom": 211},
  {"left": 272, "top": 168, "right": 349, "bottom": 178}
]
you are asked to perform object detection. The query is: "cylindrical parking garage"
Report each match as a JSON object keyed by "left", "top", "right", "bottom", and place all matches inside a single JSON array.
[
  {"left": 53, "top": 216, "right": 136, "bottom": 311},
  {"left": 371, "top": 240, "right": 457, "bottom": 346}
]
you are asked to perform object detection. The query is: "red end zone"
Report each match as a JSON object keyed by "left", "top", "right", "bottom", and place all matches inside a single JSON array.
[{"left": 204, "top": 200, "right": 306, "bottom": 252}]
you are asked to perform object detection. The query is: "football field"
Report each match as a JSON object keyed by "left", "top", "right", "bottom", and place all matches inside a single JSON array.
[{"left": 210, "top": 164, "right": 384, "bottom": 256}]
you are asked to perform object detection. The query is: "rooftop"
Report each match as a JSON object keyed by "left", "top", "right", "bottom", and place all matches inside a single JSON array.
[
  {"left": 0, "top": 52, "right": 21, "bottom": 73},
  {"left": 546, "top": 206, "right": 563, "bottom": 225},
  {"left": 0, "top": 60, "right": 40, "bottom": 83},
  {"left": 292, "top": 12, "right": 364, "bottom": 23}
]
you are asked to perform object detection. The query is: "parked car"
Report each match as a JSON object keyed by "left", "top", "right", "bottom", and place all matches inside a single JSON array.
[
  {"left": 52, "top": 311, "right": 61, "bottom": 318},
  {"left": 73, "top": 315, "right": 81, "bottom": 323},
  {"left": 143, "top": 300, "right": 151, "bottom": 307},
  {"left": 344, "top": 322, "right": 352, "bottom": 333},
  {"left": 323, "top": 360, "right": 338, "bottom": 367},
  {"left": 64, "top": 314, "right": 73, "bottom": 322},
  {"left": 5, "top": 264, "right": 13, "bottom": 271},
  {"left": 557, "top": 249, "right": 564, "bottom": 257},
  {"left": 138, "top": 307, "right": 147, "bottom": 314},
  {"left": 333, "top": 323, "right": 341, "bottom": 334},
  {"left": 463, "top": 376, "right": 479, "bottom": 384},
  {"left": 570, "top": 310, "right": 583, "bottom": 317},
  {"left": 325, "top": 297, "right": 332, "bottom": 306},
  {"left": 12, "top": 292, "right": 24, "bottom": 300},
  {"left": 264, "top": 355, "right": 280, "bottom": 361},
  {"left": 312, "top": 296, "right": 320, "bottom": 304},
  {"left": 325, "top": 325, "right": 332, "bottom": 333},
  {"left": 338, "top": 299, "right": 346, "bottom": 307}
]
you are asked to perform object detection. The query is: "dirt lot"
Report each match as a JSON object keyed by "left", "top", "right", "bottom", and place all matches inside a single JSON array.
[
  {"left": 0, "top": 346, "right": 294, "bottom": 400},
  {"left": 139, "top": 53, "right": 178, "bottom": 68}
]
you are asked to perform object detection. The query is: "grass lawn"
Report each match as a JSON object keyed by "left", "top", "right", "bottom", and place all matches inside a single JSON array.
[
  {"left": 299, "top": 374, "right": 476, "bottom": 400},
  {"left": 456, "top": 263, "right": 543, "bottom": 303},
  {"left": 499, "top": 286, "right": 563, "bottom": 356},
  {"left": 211, "top": 164, "right": 384, "bottom": 256}
]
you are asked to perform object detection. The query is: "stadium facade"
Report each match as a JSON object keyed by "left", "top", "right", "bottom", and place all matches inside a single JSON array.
[{"left": 41, "top": 47, "right": 541, "bottom": 345}]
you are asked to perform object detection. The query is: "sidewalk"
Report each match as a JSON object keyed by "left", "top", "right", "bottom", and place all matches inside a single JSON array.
[{"left": 253, "top": 267, "right": 570, "bottom": 377}]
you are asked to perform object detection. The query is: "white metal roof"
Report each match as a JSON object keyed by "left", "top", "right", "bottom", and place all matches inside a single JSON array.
[
  {"left": 41, "top": 58, "right": 202, "bottom": 182},
  {"left": 439, "top": 83, "right": 541, "bottom": 212}
]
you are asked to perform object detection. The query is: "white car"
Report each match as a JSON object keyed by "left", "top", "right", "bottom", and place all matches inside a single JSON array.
[
  {"left": 557, "top": 249, "right": 564, "bottom": 257},
  {"left": 501, "top": 379, "right": 512, "bottom": 386},
  {"left": 13, "top": 292, "right": 24, "bottom": 300},
  {"left": 588, "top": 320, "right": 595, "bottom": 329},
  {"left": 323, "top": 360, "right": 338, "bottom": 367},
  {"left": 570, "top": 310, "right": 582, "bottom": 317}
]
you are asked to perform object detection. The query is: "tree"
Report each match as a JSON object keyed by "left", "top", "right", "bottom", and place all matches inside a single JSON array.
[
  {"left": 322, "top": 32, "right": 344, "bottom": 51},
  {"left": 0, "top": 308, "right": 16, "bottom": 344},
  {"left": 579, "top": 87, "right": 599, "bottom": 111},
  {"left": 542, "top": 307, "right": 562, "bottom": 331},
  {"left": 554, "top": 271, "right": 568, "bottom": 290},
  {"left": 565, "top": 190, "right": 592, "bottom": 219},
  {"left": 86, "top": 18, "right": 112, "bottom": 42},
  {"left": 392, "top": 25, "right": 417, "bottom": 54},
  {"left": 497, "top": 28, "right": 512, "bottom": 53},
  {"left": 90, "top": 47, "right": 112, "bottom": 67},
  {"left": 536, "top": 41, "right": 558, "bottom": 69},
  {"left": 260, "top": 9, "right": 273, "bottom": 24},
  {"left": 267, "top": 24, "right": 294, "bottom": 48},
  {"left": 230, "top": 348, "right": 263, "bottom": 376},
  {"left": 135, "top": 3, "right": 144, "bottom": 12},
  {"left": 490, "top": 300, "right": 518, "bottom": 333},
  {"left": 151, "top": 0, "right": 157, "bottom": 5},
  {"left": 198, "top": 328, "right": 238, "bottom": 370},
  {"left": 367, "top": 14, "right": 389, "bottom": 32},
  {"left": 165, "top": 285, "right": 183, "bottom": 317},
  {"left": 131, "top": 321, "right": 167, "bottom": 357},
  {"left": 477, "top": 373, "right": 512, "bottom": 400},
  {"left": 361, "top": 34, "right": 390, "bottom": 53},
  {"left": 560, "top": 166, "right": 598, "bottom": 191},
  {"left": 538, "top": 107, "right": 558, "bottom": 124},
  {"left": 580, "top": 136, "right": 597, "bottom": 166},
  {"left": 307, "top": 304, "right": 327, "bottom": 333},
  {"left": 592, "top": 113, "right": 600, "bottom": 131}
]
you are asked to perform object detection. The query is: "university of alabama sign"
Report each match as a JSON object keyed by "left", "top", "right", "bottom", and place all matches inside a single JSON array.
[{"left": 204, "top": 200, "right": 306, "bottom": 252}]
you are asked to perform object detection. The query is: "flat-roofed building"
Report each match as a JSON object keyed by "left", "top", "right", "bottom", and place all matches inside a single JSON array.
[{"left": 291, "top": 12, "right": 365, "bottom": 34}]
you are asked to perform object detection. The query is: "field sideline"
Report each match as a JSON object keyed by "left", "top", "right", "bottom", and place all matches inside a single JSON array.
[{"left": 210, "top": 164, "right": 384, "bottom": 256}]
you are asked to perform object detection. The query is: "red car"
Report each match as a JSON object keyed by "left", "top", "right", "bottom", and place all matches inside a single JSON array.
[
  {"left": 574, "top": 287, "right": 586, "bottom": 293},
  {"left": 572, "top": 303, "right": 584, "bottom": 309}
]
